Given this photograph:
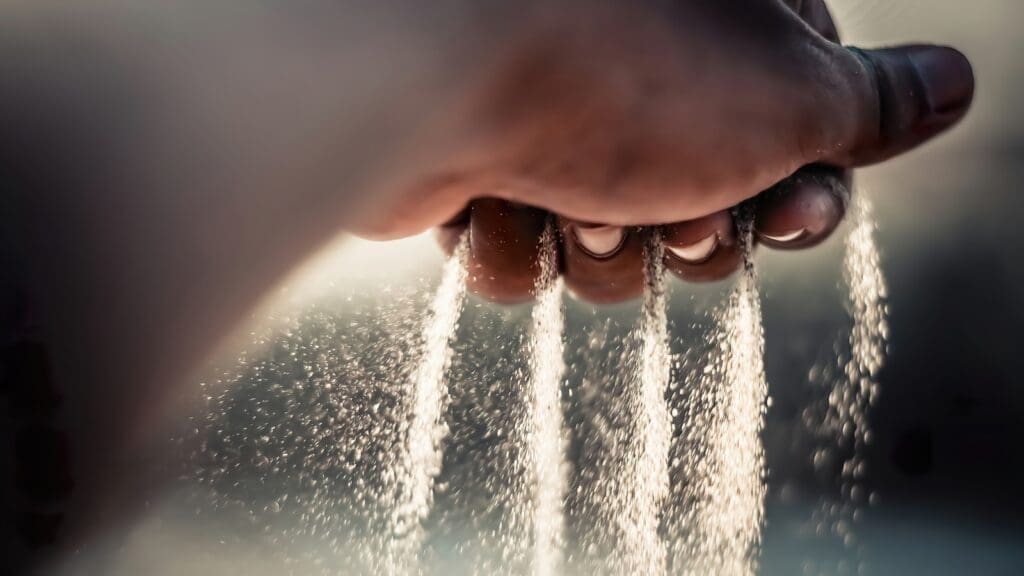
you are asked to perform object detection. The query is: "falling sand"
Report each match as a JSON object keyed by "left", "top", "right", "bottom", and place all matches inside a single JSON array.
[
  {"left": 837, "top": 194, "right": 888, "bottom": 496},
  {"left": 585, "top": 230, "right": 674, "bottom": 575},
  {"left": 624, "top": 231, "right": 674, "bottom": 574},
  {"left": 389, "top": 224, "right": 571, "bottom": 576},
  {"left": 516, "top": 222, "right": 569, "bottom": 576},
  {"left": 808, "top": 193, "right": 889, "bottom": 572},
  {"left": 671, "top": 214, "right": 768, "bottom": 576},
  {"left": 191, "top": 201, "right": 891, "bottom": 575},
  {"left": 385, "top": 233, "right": 470, "bottom": 573}
]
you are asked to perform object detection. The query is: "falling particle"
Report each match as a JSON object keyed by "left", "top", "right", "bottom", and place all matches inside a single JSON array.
[
  {"left": 385, "top": 232, "right": 470, "bottom": 573},
  {"left": 808, "top": 193, "right": 889, "bottom": 572},
  {"left": 187, "top": 198, "right": 886, "bottom": 576},
  {"left": 598, "top": 229, "right": 673, "bottom": 575},
  {"left": 520, "top": 221, "right": 569, "bottom": 576},
  {"left": 671, "top": 212, "right": 768, "bottom": 576}
]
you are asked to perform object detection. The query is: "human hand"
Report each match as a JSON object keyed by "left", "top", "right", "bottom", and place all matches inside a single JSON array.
[{"left": 356, "top": 0, "right": 973, "bottom": 302}]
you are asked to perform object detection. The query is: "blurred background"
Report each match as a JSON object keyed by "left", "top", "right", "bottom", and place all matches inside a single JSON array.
[{"left": 4, "top": 0, "right": 1024, "bottom": 574}]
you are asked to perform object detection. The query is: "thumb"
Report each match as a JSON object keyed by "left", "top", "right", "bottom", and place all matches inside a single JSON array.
[{"left": 824, "top": 44, "right": 974, "bottom": 167}]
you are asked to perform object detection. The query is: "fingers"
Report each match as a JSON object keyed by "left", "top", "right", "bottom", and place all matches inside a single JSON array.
[
  {"left": 661, "top": 166, "right": 849, "bottom": 275},
  {"left": 450, "top": 168, "right": 849, "bottom": 304},
  {"left": 814, "top": 44, "right": 974, "bottom": 168},
  {"left": 456, "top": 205, "right": 748, "bottom": 304},
  {"left": 560, "top": 219, "right": 645, "bottom": 303},
  {"left": 463, "top": 199, "right": 547, "bottom": 303},
  {"left": 560, "top": 212, "right": 749, "bottom": 297},
  {"left": 454, "top": 204, "right": 650, "bottom": 304},
  {"left": 755, "top": 165, "right": 848, "bottom": 250},
  {"left": 459, "top": 199, "right": 772, "bottom": 303},
  {"left": 561, "top": 209, "right": 750, "bottom": 294},
  {"left": 783, "top": 0, "right": 975, "bottom": 170},
  {"left": 452, "top": 201, "right": 816, "bottom": 304},
  {"left": 663, "top": 211, "right": 743, "bottom": 282},
  {"left": 446, "top": 171, "right": 850, "bottom": 304},
  {"left": 450, "top": 200, "right": 649, "bottom": 304}
]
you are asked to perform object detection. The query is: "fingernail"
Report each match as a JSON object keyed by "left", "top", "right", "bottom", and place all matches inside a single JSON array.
[
  {"left": 572, "top": 224, "right": 625, "bottom": 259},
  {"left": 908, "top": 47, "right": 974, "bottom": 116},
  {"left": 761, "top": 229, "right": 806, "bottom": 243},
  {"left": 667, "top": 234, "right": 718, "bottom": 264}
]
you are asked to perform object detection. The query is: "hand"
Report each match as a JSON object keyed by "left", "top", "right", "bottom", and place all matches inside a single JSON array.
[{"left": 356, "top": 0, "right": 974, "bottom": 302}]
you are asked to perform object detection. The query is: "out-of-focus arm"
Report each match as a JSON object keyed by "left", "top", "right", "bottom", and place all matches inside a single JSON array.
[{"left": 0, "top": 0, "right": 520, "bottom": 554}]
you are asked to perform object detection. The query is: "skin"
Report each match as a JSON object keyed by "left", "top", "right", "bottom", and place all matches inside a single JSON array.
[
  {"left": 1, "top": 0, "right": 973, "bottom": 566},
  {"left": 375, "top": 0, "right": 975, "bottom": 302}
]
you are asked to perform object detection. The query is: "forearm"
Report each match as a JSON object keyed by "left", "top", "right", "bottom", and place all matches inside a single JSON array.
[
  {"left": 0, "top": 0, "right": 522, "bottom": 542},
  {"left": 2, "top": 0, "right": 499, "bottom": 392}
]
